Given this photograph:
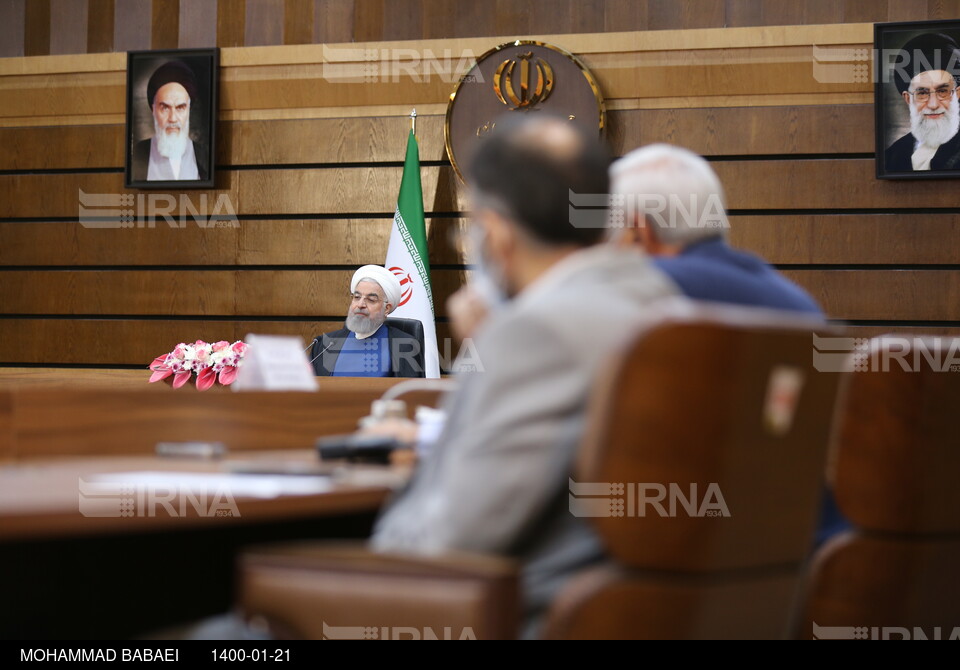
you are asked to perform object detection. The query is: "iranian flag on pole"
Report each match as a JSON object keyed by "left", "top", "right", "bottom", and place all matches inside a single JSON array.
[{"left": 385, "top": 128, "right": 440, "bottom": 378}]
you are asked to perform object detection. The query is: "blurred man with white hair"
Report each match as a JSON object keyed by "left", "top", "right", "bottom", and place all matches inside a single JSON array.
[
  {"left": 609, "top": 143, "right": 820, "bottom": 314},
  {"left": 609, "top": 143, "right": 846, "bottom": 548},
  {"left": 310, "top": 264, "right": 424, "bottom": 377}
]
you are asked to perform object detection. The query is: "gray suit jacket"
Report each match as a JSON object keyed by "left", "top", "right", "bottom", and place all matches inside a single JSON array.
[{"left": 370, "top": 244, "right": 680, "bottom": 638}]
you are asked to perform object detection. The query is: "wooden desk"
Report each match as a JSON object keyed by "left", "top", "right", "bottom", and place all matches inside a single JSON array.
[
  {"left": 0, "top": 367, "right": 418, "bottom": 394},
  {"left": 0, "top": 374, "right": 447, "bottom": 460},
  {"left": 0, "top": 449, "right": 406, "bottom": 542},
  {"left": 0, "top": 449, "right": 407, "bottom": 639}
]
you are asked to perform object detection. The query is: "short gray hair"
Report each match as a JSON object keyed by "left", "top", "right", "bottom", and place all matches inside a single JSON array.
[{"left": 609, "top": 143, "right": 729, "bottom": 247}]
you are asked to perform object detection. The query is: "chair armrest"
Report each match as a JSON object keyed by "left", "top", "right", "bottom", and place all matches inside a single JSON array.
[{"left": 237, "top": 541, "right": 521, "bottom": 640}]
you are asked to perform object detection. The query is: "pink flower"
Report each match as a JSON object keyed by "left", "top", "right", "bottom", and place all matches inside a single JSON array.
[
  {"left": 148, "top": 368, "right": 173, "bottom": 383},
  {"left": 149, "top": 355, "right": 169, "bottom": 372},
  {"left": 171, "top": 371, "right": 192, "bottom": 389},
  {"left": 218, "top": 366, "right": 238, "bottom": 385},
  {"left": 196, "top": 367, "right": 218, "bottom": 391},
  {"left": 148, "top": 339, "right": 248, "bottom": 389}
]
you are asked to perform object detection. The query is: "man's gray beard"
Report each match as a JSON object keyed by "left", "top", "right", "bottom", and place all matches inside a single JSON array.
[
  {"left": 910, "top": 95, "right": 960, "bottom": 147},
  {"left": 346, "top": 312, "right": 385, "bottom": 336},
  {"left": 154, "top": 117, "right": 190, "bottom": 159}
]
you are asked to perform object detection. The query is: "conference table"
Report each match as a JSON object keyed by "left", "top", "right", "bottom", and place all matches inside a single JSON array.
[
  {"left": 0, "top": 369, "right": 429, "bottom": 639},
  {"left": 0, "top": 448, "right": 410, "bottom": 639}
]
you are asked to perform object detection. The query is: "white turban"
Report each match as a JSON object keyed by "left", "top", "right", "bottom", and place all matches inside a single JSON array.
[{"left": 351, "top": 265, "right": 402, "bottom": 308}]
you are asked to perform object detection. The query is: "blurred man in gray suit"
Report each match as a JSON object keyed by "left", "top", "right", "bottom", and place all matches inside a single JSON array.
[{"left": 369, "top": 116, "right": 679, "bottom": 638}]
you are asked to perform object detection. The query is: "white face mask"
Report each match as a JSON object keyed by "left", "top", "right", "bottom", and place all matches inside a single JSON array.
[{"left": 466, "top": 223, "right": 509, "bottom": 308}]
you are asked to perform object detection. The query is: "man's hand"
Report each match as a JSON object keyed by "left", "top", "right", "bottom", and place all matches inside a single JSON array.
[
  {"left": 359, "top": 417, "right": 420, "bottom": 447},
  {"left": 447, "top": 286, "right": 492, "bottom": 342},
  {"left": 358, "top": 418, "right": 421, "bottom": 466}
]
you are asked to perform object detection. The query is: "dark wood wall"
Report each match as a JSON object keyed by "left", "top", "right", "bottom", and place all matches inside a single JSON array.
[
  {"left": 1, "top": 8, "right": 959, "bottom": 369},
  {"left": 3, "top": 0, "right": 960, "bottom": 57}
]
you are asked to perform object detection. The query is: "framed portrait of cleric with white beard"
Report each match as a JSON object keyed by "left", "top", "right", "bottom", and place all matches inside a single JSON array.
[
  {"left": 875, "top": 21, "right": 960, "bottom": 179},
  {"left": 124, "top": 48, "right": 218, "bottom": 189}
]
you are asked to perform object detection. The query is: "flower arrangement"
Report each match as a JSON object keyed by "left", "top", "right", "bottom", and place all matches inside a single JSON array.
[{"left": 148, "top": 340, "right": 249, "bottom": 391}]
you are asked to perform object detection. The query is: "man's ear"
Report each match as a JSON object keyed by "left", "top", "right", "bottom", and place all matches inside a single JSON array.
[
  {"left": 903, "top": 90, "right": 911, "bottom": 105},
  {"left": 385, "top": 302, "right": 395, "bottom": 315},
  {"left": 638, "top": 217, "right": 663, "bottom": 254},
  {"left": 483, "top": 210, "right": 515, "bottom": 262},
  {"left": 615, "top": 213, "right": 645, "bottom": 247}
]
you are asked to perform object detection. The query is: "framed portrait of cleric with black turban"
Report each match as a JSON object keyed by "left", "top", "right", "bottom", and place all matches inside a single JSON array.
[
  {"left": 875, "top": 21, "right": 960, "bottom": 179},
  {"left": 125, "top": 48, "right": 219, "bottom": 189}
]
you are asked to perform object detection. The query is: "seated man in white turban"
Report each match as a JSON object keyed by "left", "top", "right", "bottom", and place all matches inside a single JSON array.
[{"left": 310, "top": 265, "right": 425, "bottom": 378}]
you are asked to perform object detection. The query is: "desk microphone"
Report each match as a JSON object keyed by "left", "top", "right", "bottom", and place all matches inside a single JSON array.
[{"left": 309, "top": 338, "right": 335, "bottom": 364}]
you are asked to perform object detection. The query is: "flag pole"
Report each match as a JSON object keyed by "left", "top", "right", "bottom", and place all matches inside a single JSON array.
[{"left": 410, "top": 108, "right": 417, "bottom": 137}]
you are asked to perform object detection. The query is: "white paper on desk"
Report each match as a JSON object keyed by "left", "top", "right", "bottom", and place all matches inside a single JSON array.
[
  {"left": 232, "top": 334, "right": 319, "bottom": 391},
  {"left": 88, "top": 471, "right": 333, "bottom": 499}
]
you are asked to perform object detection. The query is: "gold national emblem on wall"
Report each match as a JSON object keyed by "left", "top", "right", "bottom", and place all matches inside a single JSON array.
[{"left": 445, "top": 41, "right": 606, "bottom": 183}]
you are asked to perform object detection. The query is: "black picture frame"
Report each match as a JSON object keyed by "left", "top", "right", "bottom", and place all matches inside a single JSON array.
[
  {"left": 875, "top": 20, "right": 960, "bottom": 180},
  {"left": 125, "top": 48, "right": 219, "bottom": 189}
]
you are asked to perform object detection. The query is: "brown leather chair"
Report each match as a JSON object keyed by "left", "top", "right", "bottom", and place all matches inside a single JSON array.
[
  {"left": 238, "top": 305, "right": 844, "bottom": 639},
  {"left": 796, "top": 335, "right": 960, "bottom": 640}
]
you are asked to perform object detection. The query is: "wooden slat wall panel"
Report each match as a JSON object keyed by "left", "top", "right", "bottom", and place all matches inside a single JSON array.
[
  {"left": 245, "top": 0, "right": 284, "bottom": 47},
  {"left": 113, "top": 0, "right": 152, "bottom": 53},
  {"left": 836, "top": 326, "right": 960, "bottom": 339},
  {"left": 351, "top": 0, "right": 383, "bottom": 42},
  {"left": 0, "top": 218, "right": 464, "bottom": 266},
  {"left": 284, "top": 0, "right": 314, "bottom": 45},
  {"left": 17, "top": 0, "right": 960, "bottom": 58},
  {"left": 609, "top": 106, "right": 875, "bottom": 157},
  {"left": 0, "top": 29, "right": 878, "bottom": 123},
  {"left": 0, "top": 319, "right": 344, "bottom": 365},
  {"left": 217, "top": 0, "right": 247, "bottom": 48},
  {"left": 783, "top": 271, "right": 960, "bottom": 322},
  {"left": 0, "top": 125, "right": 125, "bottom": 170},
  {"left": 87, "top": 0, "right": 115, "bottom": 53},
  {"left": 712, "top": 160, "right": 960, "bottom": 211},
  {"left": 0, "top": 167, "right": 463, "bottom": 218},
  {"left": 6, "top": 161, "right": 960, "bottom": 220},
  {"left": 382, "top": 0, "right": 421, "bottom": 42},
  {"left": 23, "top": 0, "right": 50, "bottom": 57},
  {"left": 0, "top": 269, "right": 466, "bottom": 317},
  {"left": 0, "top": 0, "right": 26, "bottom": 58},
  {"left": 220, "top": 115, "right": 452, "bottom": 166},
  {"left": 314, "top": 0, "right": 355, "bottom": 44},
  {"left": 729, "top": 215, "right": 960, "bottom": 266},
  {"left": 49, "top": 0, "right": 89, "bottom": 55},
  {"left": 0, "top": 319, "right": 457, "bottom": 366},
  {"left": 151, "top": 0, "right": 180, "bottom": 49},
  {"left": 0, "top": 105, "right": 878, "bottom": 172},
  {"left": 179, "top": 0, "right": 217, "bottom": 49},
  {"left": 6, "top": 215, "right": 960, "bottom": 268},
  {"left": 2, "top": 20, "right": 959, "bottom": 370},
  {"left": 0, "top": 390, "right": 12, "bottom": 460},
  {"left": 3, "top": 268, "right": 960, "bottom": 323}
]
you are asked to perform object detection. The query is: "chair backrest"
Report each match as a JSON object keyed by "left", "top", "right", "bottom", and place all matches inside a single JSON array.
[
  {"left": 543, "top": 303, "right": 845, "bottom": 639},
  {"left": 385, "top": 317, "right": 426, "bottom": 377},
  {"left": 797, "top": 335, "right": 960, "bottom": 639}
]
